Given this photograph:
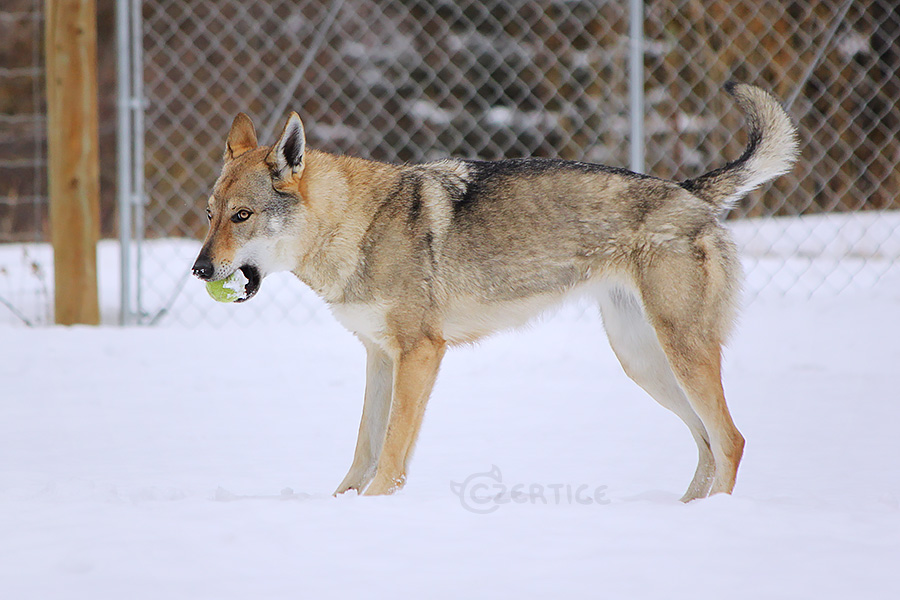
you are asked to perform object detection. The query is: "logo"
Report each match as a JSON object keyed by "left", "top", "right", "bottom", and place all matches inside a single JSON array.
[{"left": 450, "top": 465, "right": 610, "bottom": 514}]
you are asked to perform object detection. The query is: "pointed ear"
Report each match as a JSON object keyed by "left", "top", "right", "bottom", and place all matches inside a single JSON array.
[
  {"left": 224, "top": 113, "right": 258, "bottom": 162},
  {"left": 266, "top": 112, "right": 306, "bottom": 179}
]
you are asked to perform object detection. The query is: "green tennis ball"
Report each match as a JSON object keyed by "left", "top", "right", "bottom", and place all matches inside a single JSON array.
[{"left": 205, "top": 270, "right": 247, "bottom": 303}]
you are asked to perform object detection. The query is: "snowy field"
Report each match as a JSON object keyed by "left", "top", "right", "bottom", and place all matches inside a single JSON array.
[{"left": 1, "top": 213, "right": 899, "bottom": 599}]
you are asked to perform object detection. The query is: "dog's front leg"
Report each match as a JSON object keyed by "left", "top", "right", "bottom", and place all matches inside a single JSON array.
[
  {"left": 334, "top": 340, "right": 393, "bottom": 495},
  {"left": 363, "top": 337, "right": 445, "bottom": 496}
]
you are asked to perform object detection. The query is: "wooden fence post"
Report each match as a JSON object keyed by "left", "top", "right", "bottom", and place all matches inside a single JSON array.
[{"left": 45, "top": 0, "right": 101, "bottom": 325}]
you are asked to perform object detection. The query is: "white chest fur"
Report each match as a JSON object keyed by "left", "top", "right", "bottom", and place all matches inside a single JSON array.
[{"left": 329, "top": 302, "right": 390, "bottom": 343}]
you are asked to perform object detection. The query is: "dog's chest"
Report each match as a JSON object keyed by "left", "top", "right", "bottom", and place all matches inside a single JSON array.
[{"left": 329, "top": 302, "right": 389, "bottom": 342}]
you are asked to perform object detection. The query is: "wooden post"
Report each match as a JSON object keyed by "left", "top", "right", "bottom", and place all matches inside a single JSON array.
[{"left": 45, "top": 0, "right": 101, "bottom": 325}]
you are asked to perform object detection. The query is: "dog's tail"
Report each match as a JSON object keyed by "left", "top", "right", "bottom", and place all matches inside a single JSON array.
[{"left": 680, "top": 82, "right": 798, "bottom": 209}]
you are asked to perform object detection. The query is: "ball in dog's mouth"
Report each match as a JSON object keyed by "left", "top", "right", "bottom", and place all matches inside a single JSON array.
[
  {"left": 233, "top": 264, "right": 261, "bottom": 303},
  {"left": 204, "top": 265, "right": 262, "bottom": 303}
]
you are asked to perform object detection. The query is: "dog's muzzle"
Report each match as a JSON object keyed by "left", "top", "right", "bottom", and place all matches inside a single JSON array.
[{"left": 191, "top": 253, "right": 262, "bottom": 302}]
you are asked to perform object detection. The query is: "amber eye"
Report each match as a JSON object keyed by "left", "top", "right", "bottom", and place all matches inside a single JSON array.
[{"left": 232, "top": 209, "right": 252, "bottom": 223}]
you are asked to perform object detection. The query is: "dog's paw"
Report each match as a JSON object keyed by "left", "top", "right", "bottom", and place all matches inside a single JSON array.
[
  {"left": 361, "top": 473, "right": 406, "bottom": 496},
  {"left": 332, "top": 483, "right": 361, "bottom": 496},
  {"left": 333, "top": 468, "right": 375, "bottom": 496}
]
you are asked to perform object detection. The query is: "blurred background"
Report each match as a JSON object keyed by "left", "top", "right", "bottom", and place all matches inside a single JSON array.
[{"left": 1, "top": 0, "right": 898, "bottom": 326}]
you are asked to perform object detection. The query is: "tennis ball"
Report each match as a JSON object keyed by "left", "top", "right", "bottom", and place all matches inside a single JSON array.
[{"left": 205, "top": 270, "right": 248, "bottom": 303}]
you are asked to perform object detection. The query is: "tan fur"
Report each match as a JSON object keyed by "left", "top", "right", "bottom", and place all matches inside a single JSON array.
[{"left": 192, "top": 84, "right": 797, "bottom": 501}]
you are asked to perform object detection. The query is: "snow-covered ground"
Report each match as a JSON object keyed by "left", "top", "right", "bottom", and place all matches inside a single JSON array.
[{"left": 1, "top": 213, "right": 899, "bottom": 598}]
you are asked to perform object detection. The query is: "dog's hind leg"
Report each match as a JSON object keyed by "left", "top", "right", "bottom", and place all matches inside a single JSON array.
[
  {"left": 598, "top": 285, "right": 716, "bottom": 501},
  {"left": 636, "top": 238, "right": 745, "bottom": 498},
  {"left": 651, "top": 331, "right": 744, "bottom": 497},
  {"left": 334, "top": 339, "right": 393, "bottom": 495}
]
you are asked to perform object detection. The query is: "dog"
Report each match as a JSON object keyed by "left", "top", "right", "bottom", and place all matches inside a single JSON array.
[{"left": 192, "top": 83, "right": 797, "bottom": 501}]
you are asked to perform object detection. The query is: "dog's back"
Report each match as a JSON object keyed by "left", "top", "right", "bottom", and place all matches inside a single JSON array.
[{"left": 360, "top": 83, "right": 797, "bottom": 345}]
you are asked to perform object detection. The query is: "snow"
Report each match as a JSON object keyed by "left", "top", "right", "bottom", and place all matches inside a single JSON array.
[
  {"left": 1, "top": 213, "right": 899, "bottom": 598},
  {"left": 221, "top": 269, "right": 248, "bottom": 295}
]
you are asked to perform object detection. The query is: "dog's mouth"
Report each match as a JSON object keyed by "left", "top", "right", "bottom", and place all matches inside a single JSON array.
[{"left": 233, "top": 264, "right": 261, "bottom": 303}]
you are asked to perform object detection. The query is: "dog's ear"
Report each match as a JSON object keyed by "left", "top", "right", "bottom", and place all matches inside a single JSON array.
[
  {"left": 224, "top": 113, "right": 258, "bottom": 162},
  {"left": 266, "top": 112, "right": 305, "bottom": 180}
]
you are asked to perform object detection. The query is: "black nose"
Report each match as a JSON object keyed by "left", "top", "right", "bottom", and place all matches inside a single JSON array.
[{"left": 192, "top": 255, "right": 214, "bottom": 280}]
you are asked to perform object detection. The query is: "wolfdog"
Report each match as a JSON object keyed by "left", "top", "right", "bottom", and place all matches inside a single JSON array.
[{"left": 192, "top": 83, "right": 797, "bottom": 501}]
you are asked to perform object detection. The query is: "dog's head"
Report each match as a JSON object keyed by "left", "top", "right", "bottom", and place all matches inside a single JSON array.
[{"left": 191, "top": 112, "right": 308, "bottom": 302}]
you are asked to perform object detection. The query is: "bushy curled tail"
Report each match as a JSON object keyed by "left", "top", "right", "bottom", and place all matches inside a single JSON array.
[{"left": 680, "top": 82, "right": 799, "bottom": 209}]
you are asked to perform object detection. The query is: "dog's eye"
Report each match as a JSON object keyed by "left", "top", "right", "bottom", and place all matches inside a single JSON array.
[
  {"left": 232, "top": 209, "right": 252, "bottom": 223},
  {"left": 206, "top": 209, "right": 212, "bottom": 221}
]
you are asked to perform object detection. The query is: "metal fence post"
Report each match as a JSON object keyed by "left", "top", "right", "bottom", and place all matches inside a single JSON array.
[
  {"left": 115, "top": 0, "right": 147, "bottom": 325},
  {"left": 116, "top": 0, "right": 133, "bottom": 325},
  {"left": 629, "top": 0, "right": 644, "bottom": 174},
  {"left": 130, "top": 0, "right": 146, "bottom": 323}
]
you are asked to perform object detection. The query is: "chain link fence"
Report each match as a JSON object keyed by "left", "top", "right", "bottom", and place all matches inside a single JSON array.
[
  {"left": 2, "top": 0, "right": 898, "bottom": 325},
  {"left": 0, "top": 1, "right": 50, "bottom": 325},
  {"left": 137, "top": 0, "right": 899, "bottom": 325}
]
